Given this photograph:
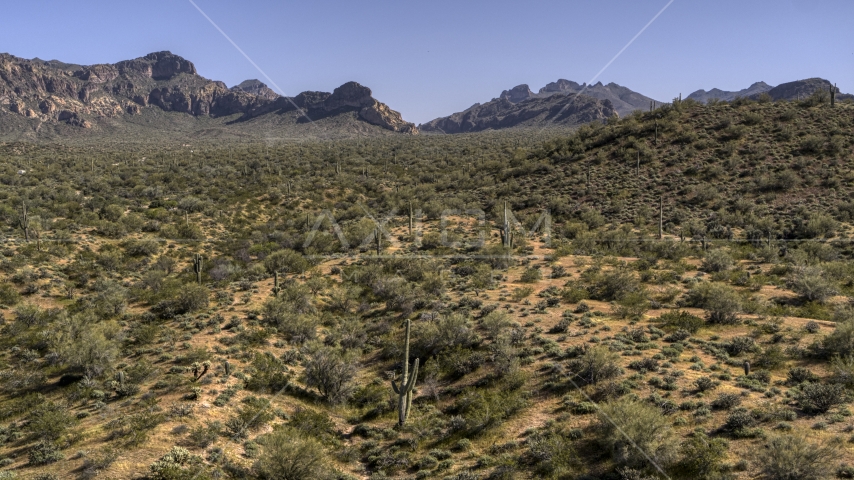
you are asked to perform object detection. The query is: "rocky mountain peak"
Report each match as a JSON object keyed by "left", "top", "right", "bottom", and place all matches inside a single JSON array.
[
  {"left": 231, "top": 79, "right": 279, "bottom": 101},
  {"left": 499, "top": 84, "right": 535, "bottom": 103}
]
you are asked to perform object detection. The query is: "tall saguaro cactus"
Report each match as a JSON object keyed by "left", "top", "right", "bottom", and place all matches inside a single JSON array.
[
  {"left": 659, "top": 196, "right": 664, "bottom": 240},
  {"left": 19, "top": 202, "right": 30, "bottom": 243},
  {"left": 272, "top": 271, "right": 281, "bottom": 297},
  {"left": 193, "top": 254, "right": 203, "bottom": 285},
  {"left": 830, "top": 83, "right": 837, "bottom": 107},
  {"left": 499, "top": 201, "right": 513, "bottom": 248},
  {"left": 391, "top": 319, "right": 419, "bottom": 426},
  {"left": 408, "top": 200, "right": 414, "bottom": 238}
]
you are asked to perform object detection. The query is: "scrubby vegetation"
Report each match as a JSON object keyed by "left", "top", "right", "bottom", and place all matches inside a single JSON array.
[{"left": 0, "top": 94, "right": 852, "bottom": 478}]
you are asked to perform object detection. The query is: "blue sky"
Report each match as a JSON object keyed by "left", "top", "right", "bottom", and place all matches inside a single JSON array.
[{"left": 2, "top": 0, "right": 851, "bottom": 124}]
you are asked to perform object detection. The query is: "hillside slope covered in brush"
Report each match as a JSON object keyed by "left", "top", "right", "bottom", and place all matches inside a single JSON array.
[{"left": 0, "top": 92, "right": 852, "bottom": 480}]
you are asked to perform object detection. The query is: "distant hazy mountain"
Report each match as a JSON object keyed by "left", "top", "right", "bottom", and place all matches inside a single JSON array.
[
  {"left": 420, "top": 79, "right": 657, "bottom": 134},
  {"left": 537, "top": 80, "right": 662, "bottom": 117},
  {"left": 687, "top": 81, "right": 772, "bottom": 103},
  {"left": 419, "top": 93, "right": 617, "bottom": 134},
  {"left": 0, "top": 51, "right": 417, "bottom": 140}
]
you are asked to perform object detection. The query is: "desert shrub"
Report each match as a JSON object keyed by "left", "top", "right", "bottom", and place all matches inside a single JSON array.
[
  {"left": 411, "top": 313, "right": 476, "bottom": 356},
  {"left": 264, "top": 249, "right": 310, "bottom": 274},
  {"left": 685, "top": 283, "right": 741, "bottom": 325},
  {"left": 694, "top": 376, "right": 718, "bottom": 392},
  {"left": 524, "top": 429, "right": 578, "bottom": 477},
  {"left": 122, "top": 238, "right": 160, "bottom": 257},
  {"left": 288, "top": 408, "right": 337, "bottom": 443},
  {"left": 454, "top": 387, "right": 529, "bottom": 434},
  {"left": 726, "top": 336, "right": 756, "bottom": 356},
  {"left": 754, "top": 345, "right": 787, "bottom": 370},
  {"left": 724, "top": 408, "right": 757, "bottom": 433},
  {"left": 675, "top": 432, "right": 728, "bottom": 478},
  {"left": 568, "top": 346, "right": 623, "bottom": 385},
  {"left": 149, "top": 446, "right": 209, "bottom": 480},
  {"left": 596, "top": 396, "right": 678, "bottom": 469},
  {"left": 301, "top": 347, "right": 357, "bottom": 404},
  {"left": 0, "top": 283, "right": 21, "bottom": 306},
  {"left": 702, "top": 249, "right": 734, "bottom": 272},
  {"left": 787, "top": 267, "right": 838, "bottom": 303},
  {"left": 656, "top": 310, "right": 703, "bottom": 333},
  {"left": 520, "top": 267, "right": 542, "bottom": 283},
  {"left": 28, "top": 441, "right": 63, "bottom": 465},
  {"left": 711, "top": 392, "right": 741, "bottom": 410},
  {"left": 787, "top": 367, "right": 819, "bottom": 385},
  {"left": 756, "top": 434, "right": 837, "bottom": 480},
  {"left": 245, "top": 352, "right": 291, "bottom": 393},
  {"left": 481, "top": 310, "right": 514, "bottom": 340},
  {"left": 614, "top": 292, "right": 649, "bottom": 320},
  {"left": 225, "top": 396, "right": 275, "bottom": 439},
  {"left": 819, "top": 320, "right": 854, "bottom": 358},
  {"left": 186, "top": 422, "right": 222, "bottom": 448},
  {"left": 589, "top": 268, "right": 643, "bottom": 301},
  {"left": 796, "top": 383, "right": 847, "bottom": 414},
  {"left": 27, "top": 401, "right": 76, "bottom": 442},
  {"left": 153, "top": 284, "right": 209, "bottom": 318},
  {"left": 254, "top": 426, "right": 331, "bottom": 480},
  {"left": 831, "top": 356, "right": 854, "bottom": 387}
]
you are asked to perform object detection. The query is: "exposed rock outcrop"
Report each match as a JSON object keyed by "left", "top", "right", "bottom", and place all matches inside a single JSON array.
[
  {"left": 0, "top": 51, "right": 416, "bottom": 134},
  {"left": 230, "top": 79, "right": 279, "bottom": 101}
]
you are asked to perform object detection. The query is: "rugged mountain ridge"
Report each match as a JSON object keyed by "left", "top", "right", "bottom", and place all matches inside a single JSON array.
[
  {"left": 688, "top": 78, "right": 852, "bottom": 103},
  {"left": 687, "top": 81, "right": 773, "bottom": 103},
  {"left": 536, "top": 80, "right": 662, "bottom": 116},
  {"left": 0, "top": 51, "right": 417, "bottom": 137},
  {"left": 420, "top": 79, "right": 658, "bottom": 134},
  {"left": 418, "top": 93, "right": 617, "bottom": 134}
]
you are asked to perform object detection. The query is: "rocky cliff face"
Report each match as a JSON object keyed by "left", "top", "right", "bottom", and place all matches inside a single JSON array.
[
  {"left": 0, "top": 51, "right": 417, "bottom": 134},
  {"left": 419, "top": 93, "right": 617, "bottom": 134}
]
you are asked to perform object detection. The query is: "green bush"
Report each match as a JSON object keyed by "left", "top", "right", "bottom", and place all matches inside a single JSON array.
[
  {"left": 756, "top": 434, "right": 837, "bottom": 480},
  {"left": 520, "top": 267, "right": 543, "bottom": 283},
  {"left": 0, "top": 283, "right": 21, "bottom": 306},
  {"left": 245, "top": 352, "right": 291, "bottom": 393},
  {"left": 254, "top": 426, "right": 331, "bottom": 480},
  {"left": 596, "top": 396, "right": 678, "bottom": 469},
  {"left": 301, "top": 347, "right": 357, "bottom": 404},
  {"left": 796, "top": 383, "right": 847, "bottom": 414},
  {"left": 568, "top": 346, "right": 623, "bottom": 385},
  {"left": 149, "top": 446, "right": 209, "bottom": 480},
  {"left": 787, "top": 267, "right": 838, "bottom": 303},
  {"left": 685, "top": 282, "right": 741, "bottom": 325},
  {"left": 28, "top": 441, "right": 63, "bottom": 465},
  {"left": 656, "top": 310, "right": 703, "bottom": 333},
  {"left": 701, "top": 249, "right": 734, "bottom": 272},
  {"left": 264, "top": 249, "right": 310, "bottom": 274},
  {"left": 675, "top": 432, "right": 728, "bottom": 478},
  {"left": 589, "top": 269, "right": 642, "bottom": 301}
]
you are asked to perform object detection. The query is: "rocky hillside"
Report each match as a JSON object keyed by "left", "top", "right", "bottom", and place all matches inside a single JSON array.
[
  {"left": 419, "top": 92, "right": 618, "bottom": 134},
  {"left": 687, "top": 81, "right": 773, "bottom": 103},
  {"left": 0, "top": 51, "right": 417, "bottom": 139},
  {"left": 755, "top": 77, "right": 853, "bottom": 102}
]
